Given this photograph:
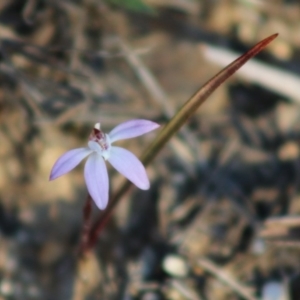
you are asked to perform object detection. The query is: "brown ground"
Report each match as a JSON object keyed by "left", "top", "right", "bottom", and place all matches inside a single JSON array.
[{"left": 0, "top": 0, "right": 300, "bottom": 299}]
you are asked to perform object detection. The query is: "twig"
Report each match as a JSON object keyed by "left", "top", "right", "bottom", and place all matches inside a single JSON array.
[
  {"left": 22, "top": 0, "right": 38, "bottom": 24},
  {"left": 265, "top": 216, "right": 300, "bottom": 228},
  {"left": 118, "top": 39, "right": 174, "bottom": 117},
  {"left": 0, "top": 63, "right": 44, "bottom": 118},
  {"left": 118, "top": 39, "right": 198, "bottom": 171},
  {"left": 170, "top": 279, "right": 204, "bottom": 300},
  {"left": 196, "top": 257, "right": 258, "bottom": 300},
  {"left": 79, "top": 194, "right": 93, "bottom": 256},
  {"left": 201, "top": 43, "right": 300, "bottom": 102}
]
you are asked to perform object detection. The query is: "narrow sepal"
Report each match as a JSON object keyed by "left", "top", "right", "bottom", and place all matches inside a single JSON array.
[
  {"left": 50, "top": 148, "right": 92, "bottom": 180},
  {"left": 84, "top": 153, "right": 109, "bottom": 210},
  {"left": 108, "top": 146, "right": 150, "bottom": 190},
  {"left": 108, "top": 119, "right": 159, "bottom": 143}
]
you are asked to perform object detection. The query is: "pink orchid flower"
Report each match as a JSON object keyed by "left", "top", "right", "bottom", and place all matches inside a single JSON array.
[{"left": 50, "top": 119, "right": 159, "bottom": 210}]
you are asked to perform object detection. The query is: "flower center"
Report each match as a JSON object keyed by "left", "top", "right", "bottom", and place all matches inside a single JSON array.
[{"left": 89, "top": 123, "right": 111, "bottom": 160}]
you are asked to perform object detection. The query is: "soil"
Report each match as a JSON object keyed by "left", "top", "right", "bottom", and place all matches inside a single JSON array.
[{"left": 0, "top": 0, "right": 299, "bottom": 299}]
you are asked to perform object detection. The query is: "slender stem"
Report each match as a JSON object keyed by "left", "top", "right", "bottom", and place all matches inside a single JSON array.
[
  {"left": 141, "top": 34, "right": 278, "bottom": 166},
  {"left": 86, "top": 33, "right": 278, "bottom": 251},
  {"left": 79, "top": 194, "right": 93, "bottom": 255}
]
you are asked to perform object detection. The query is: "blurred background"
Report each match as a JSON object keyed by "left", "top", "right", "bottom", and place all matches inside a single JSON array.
[{"left": 0, "top": 0, "right": 300, "bottom": 299}]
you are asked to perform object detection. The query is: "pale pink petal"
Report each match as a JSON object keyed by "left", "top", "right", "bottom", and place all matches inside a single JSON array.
[
  {"left": 50, "top": 148, "right": 92, "bottom": 180},
  {"left": 108, "top": 119, "right": 159, "bottom": 143},
  {"left": 108, "top": 146, "right": 150, "bottom": 190},
  {"left": 84, "top": 153, "right": 109, "bottom": 210}
]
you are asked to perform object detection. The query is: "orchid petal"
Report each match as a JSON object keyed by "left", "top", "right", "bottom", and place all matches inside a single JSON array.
[
  {"left": 50, "top": 148, "right": 92, "bottom": 180},
  {"left": 108, "top": 119, "right": 159, "bottom": 143},
  {"left": 84, "top": 153, "right": 109, "bottom": 210},
  {"left": 108, "top": 146, "right": 149, "bottom": 190}
]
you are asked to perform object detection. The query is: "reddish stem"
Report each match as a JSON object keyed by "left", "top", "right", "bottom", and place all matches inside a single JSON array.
[
  {"left": 85, "top": 33, "right": 278, "bottom": 252},
  {"left": 78, "top": 193, "right": 93, "bottom": 255},
  {"left": 85, "top": 182, "right": 132, "bottom": 251}
]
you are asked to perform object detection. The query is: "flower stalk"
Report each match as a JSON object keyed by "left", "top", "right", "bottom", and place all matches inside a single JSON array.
[{"left": 84, "top": 33, "right": 278, "bottom": 252}]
